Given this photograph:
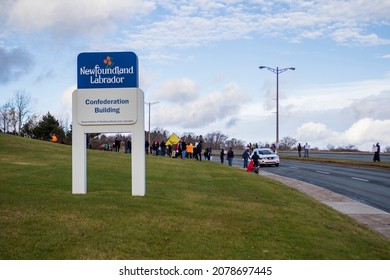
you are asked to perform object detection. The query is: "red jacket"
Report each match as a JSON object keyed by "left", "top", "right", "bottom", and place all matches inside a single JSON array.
[{"left": 247, "top": 160, "right": 255, "bottom": 172}]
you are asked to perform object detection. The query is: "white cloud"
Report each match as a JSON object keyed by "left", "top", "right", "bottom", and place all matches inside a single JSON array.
[
  {"left": 6, "top": 0, "right": 155, "bottom": 35},
  {"left": 296, "top": 122, "right": 339, "bottom": 142},
  {"left": 283, "top": 78, "right": 390, "bottom": 113},
  {"left": 347, "top": 91, "right": 390, "bottom": 120},
  {"left": 118, "top": 0, "right": 390, "bottom": 52},
  {"left": 60, "top": 85, "right": 76, "bottom": 114},
  {"left": 296, "top": 118, "right": 390, "bottom": 150},
  {"left": 153, "top": 82, "right": 250, "bottom": 129},
  {"left": 153, "top": 78, "right": 199, "bottom": 102},
  {"left": 331, "top": 28, "right": 390, "bottom": 46},
  {"left": 3, "top": 0, "right": 389, "bottom": 50}
]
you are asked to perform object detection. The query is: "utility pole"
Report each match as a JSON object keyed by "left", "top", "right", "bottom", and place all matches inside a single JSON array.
[
  {"left": 259, "top": 66, "right": 295, "bottom": 149},
  {"left": 145, "top": 101, "right": 159, "bottom": 146}
]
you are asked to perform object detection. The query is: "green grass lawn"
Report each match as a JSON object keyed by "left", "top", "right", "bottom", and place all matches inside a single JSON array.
[
  {"left": 0, "top": 133, "right": 389, "bottom": 259},
  {"left": 281, "top": 155, "right": 390, "bottom": 169}
]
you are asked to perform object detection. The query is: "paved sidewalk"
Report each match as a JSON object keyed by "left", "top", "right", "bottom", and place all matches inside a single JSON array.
[{"left": 258, "top": 170, "right": 390, "bottom": 240}]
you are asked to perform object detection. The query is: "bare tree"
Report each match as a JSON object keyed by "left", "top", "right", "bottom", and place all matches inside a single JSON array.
[
  {"left": 9, "top": 106, "right": 17, "bottom": 134},
  {"left": 225, "top": 138, "right": 245, "bottom": 150},
  {"left": 181, "top": 132, "right": 197, "bottom": 144},
  {"left": 279, "top": 136, "right": 298, "bottom": 150},
  {"left": 0, "top": 102, "right": 12, "bottom": 132},
  {"left": 14, "top": 89, "right": 31, "bottom": 135},
  {"left": 20, "top": 114, "right": 39, "bottom": 138},
  {"left": 204, "top": 131, "right": 228, "bottom": 149},
  {"left": 150, "top": 127, "right": 170, "bottom": 143}
]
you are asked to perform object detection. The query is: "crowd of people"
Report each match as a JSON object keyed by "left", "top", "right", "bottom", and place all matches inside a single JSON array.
[
  {"left": 101, "top": 137, "right": 384, "bottom": 166},
  {"left": 145, "top": 139, "right": 213, "bottom": 161}
]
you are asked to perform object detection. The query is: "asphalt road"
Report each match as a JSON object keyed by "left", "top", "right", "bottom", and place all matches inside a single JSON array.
[{"left": 212, "top": 156, "right": 390, "bottom": 213}]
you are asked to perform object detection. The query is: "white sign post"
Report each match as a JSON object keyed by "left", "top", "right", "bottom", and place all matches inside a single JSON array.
[{"left": 72, "top": 52, "right": 145, "bottom": 196}]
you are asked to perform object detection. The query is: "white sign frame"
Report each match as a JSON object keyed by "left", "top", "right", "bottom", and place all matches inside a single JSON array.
[{"left": 72, "top": 88, "right": 145, "bottom": 196}]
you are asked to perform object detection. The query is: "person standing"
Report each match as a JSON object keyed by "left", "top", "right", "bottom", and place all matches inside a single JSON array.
[
  {"left": 204, "top": 148, "right": 210, "bottom": 160},
  {"left": 373, "top": 143, "right": 381, "bottom": 162},
  {"left": 304, "top": 143, "right": 310, "bottom": 157},
  {"left": 220, "top": 148, "right": 225, "bottom": 164},
  {"left": 181, "top": 140, "right": 187, "bottom": 159},
  {"left": 145, "top": 140, "right": 149, "bottom": 155},
  {"left": 114, "top": 137, "right": 120, "bottom": 152},
  {"left": 242, "top": 148, "right": 250, "bottom": 169},
  {"left": 196, "top": 141, "right": 203, "bottom": 161},
  {"left": 227, "top": 147, "right": 234, "bottom": 166},
  {"left": 125, "top": 139, "right": 131, "bottom": 154},
  {"left": 186, "top": 143, "right": 194, "bottom": 159},
  {"left": 160, "top": 140, "right": 166, "bottom": 156},
  {"left": 297, "top": 143, "right": 302, "bottom": 158}
]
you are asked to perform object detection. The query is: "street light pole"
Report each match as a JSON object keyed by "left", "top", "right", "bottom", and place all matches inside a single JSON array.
[
  {"left": 145, "top": 101, "right": 159, "bottom": 146},
  {"left": 259, "top": 66, "right": 295, "bottom": 149}
]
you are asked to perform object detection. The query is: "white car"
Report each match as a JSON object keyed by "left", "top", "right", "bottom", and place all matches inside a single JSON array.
[{"left": 250, "top": 148, "right": 280, "bottom": 167}]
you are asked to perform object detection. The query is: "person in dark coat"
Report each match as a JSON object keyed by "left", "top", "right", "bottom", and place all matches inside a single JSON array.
[
  {"left": 227, "top": 147, "right": 234, "bottom": 166},
  {"left": 196, "top": 141, "right": 203, "bottom": 161},
  {"left": 297, "top": 143, "right": 302, "bottom": 157},
  {"left": 251, "top": 151, "right": 260, "bottom": 167},
  {"left": 242, "top": 149, "right": 250, "bottom": 168},
  {"left": 373, "top": 143, "right": 381, "bottom": 162},
  {"left": 220, "top": 149, "right": 225, "bottom": 164},
  {"left": 114, "top": 137, "right": 120, "bottom": 152}
]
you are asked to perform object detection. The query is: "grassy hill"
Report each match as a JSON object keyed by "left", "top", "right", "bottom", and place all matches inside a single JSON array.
[{"left": 0, "top": 133, "right": 389, "bottom": 259}]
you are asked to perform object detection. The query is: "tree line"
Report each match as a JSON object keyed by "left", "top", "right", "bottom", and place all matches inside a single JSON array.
[{"left": 0, "top": 90, "right": 71, "bottom": 143}]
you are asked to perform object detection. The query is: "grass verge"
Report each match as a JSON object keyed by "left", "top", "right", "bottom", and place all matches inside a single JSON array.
[{"left": 0, "top": 133, "right": 389, "bottom": 259}]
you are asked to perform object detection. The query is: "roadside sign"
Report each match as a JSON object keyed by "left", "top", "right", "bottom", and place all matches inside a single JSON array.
[{"left": 77, "top": 51, "right": 138, "bottom": 89}]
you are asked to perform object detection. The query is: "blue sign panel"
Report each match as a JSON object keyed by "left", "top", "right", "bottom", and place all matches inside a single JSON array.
[{"left": 77, "top": 52, "right": 138, "bottom": 89}]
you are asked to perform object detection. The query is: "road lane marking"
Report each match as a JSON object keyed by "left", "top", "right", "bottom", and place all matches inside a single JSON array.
[
  {"left": 289, "top": 166, "right": 299, "bottom": 169},
  {"left": 316, "top": 171, "right": 330, "bottom": 175},
  {"left": 351, "top": 177, "right": 370, "bottom": 182}
]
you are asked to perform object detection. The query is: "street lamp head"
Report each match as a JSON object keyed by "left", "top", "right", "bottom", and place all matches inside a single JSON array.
[
  {"left": 289, "top": 67, "right": 295, "bottom": 70},
  {"left": 259, "top": 66, "right": 266, "bottom": 69}
]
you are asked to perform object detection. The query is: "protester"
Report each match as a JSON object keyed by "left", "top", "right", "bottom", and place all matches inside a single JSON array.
[
  {"left": 186, "top": 143, "right": 194, "bottom": 158},
  {"left": 373, "top": 143, "right": 381, "bottom": 162},
  {"left": 227, "top": 147, "right": 234, "bottom": 166},
  {"left": 220, "top": 148, "right": 225, "bottom": 164},
  {"left": 51, "top": 133, "right": 57, "bottom": 143},
  {"left": 251, "top": 151, "right": 260, "bottom": 167},
  {"left": 297, "top": 143, "right": 302, "bottom": 157},
  {"left": 196, "top": 141, "right": 203, "bottom": 161},
  {"left": 181, "top": 140, "right": 187, "bottom": 159},
  {"left": 114, "top": 137, "right": 120, "bottom": 152},
  {"left": 145, "top": 140, "right": 149, "bottom": 155},
  {"left": 125, "top": 139, "right": 131, "bottom": 154},
  {"left": 160, "top": 140, "right": 166, "bottom": 156},
  {"left": 242, "top": 148, "right": 250, "bottom": 169},
  {"left": 304, "top": 143, "right": 310, "bottom": 157},
  {"left": 247, "top": 160, "right": 259, "bottom": 174}
]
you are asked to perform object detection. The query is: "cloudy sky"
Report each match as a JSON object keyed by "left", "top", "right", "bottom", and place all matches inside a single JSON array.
[{"left": 1, "top": 0, "right": 389, "bottom": 150}]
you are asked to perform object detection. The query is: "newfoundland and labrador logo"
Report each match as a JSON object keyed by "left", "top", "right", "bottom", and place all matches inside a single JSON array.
[
  {"left": 80, "top": 56, "right": 133, "bottom": 85},
  {"left": 77, "top": 52, "right": 138, "bottom": 89}
]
